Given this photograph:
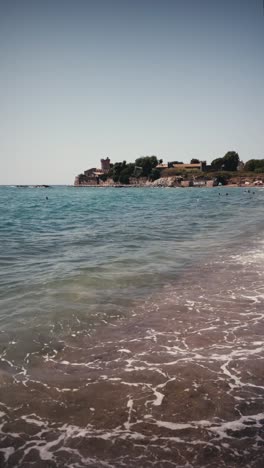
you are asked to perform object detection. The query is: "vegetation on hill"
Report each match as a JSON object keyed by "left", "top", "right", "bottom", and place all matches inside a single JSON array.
[
  {"left": 104, "top": 156, "right": 162, "bottom": 184},
  {"left": 97, "top": 151, "right": 264, "bottom": 185},
  {"left": 161, "top": 168, "right": 203, "bottom": 178},
  {"left": 211, "top": 151, "right": 239, "bottom": 171},
  {"left": 244, "top": 159, "right": 264, "bottom": 173}
]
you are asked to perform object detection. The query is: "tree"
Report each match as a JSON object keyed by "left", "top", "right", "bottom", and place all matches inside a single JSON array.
[
  {"left": 190, "top": 158, "right": 200, "bottom": 164},
  {"left": 135, "top": 156, "right": 158, "bottom": 177},
  {"left": 254, "top": 167, "right": 264, "bottom": 173},
  {"left": 211, "top": 157, "right": 224, "bottom": 171},
  {"left": 119, "top": 163, "right": 135, "bottom": 184},
  {"left": 110, "top": 161, "right": 127, "bottom": 182},
  {"left": 244, "top": 159, "right": 264, "bottom": 172},
  {"left": 110, "top": 161, "right": 136, "bottom": 184},
  {"left": 222, "top": 151, "right": 239, "bottom": 171},
  {"left": 99, "top": 173, "right": 108, "bottom": 182},
  {"left": 149, "top": 167, "right": 161, "bottom": 181},
  {"left": 211, "top": 152, "right": 239, "bottom": 171},
  {"left": 244, "top": 159, "right": 256, "bottom": 172}
]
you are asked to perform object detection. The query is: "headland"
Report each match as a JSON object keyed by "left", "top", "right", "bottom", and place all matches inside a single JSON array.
[{"left": 74, "top": 153, "right": 264, "bottom": 188}]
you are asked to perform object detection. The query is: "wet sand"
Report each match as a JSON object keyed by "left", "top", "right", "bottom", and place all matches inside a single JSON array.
[{"left": 0, "top": 246, "right": 264, "bottom": 467}]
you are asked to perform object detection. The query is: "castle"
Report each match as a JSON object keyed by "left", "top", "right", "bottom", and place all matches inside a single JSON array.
[{"left": 74, "top": 157, "right": 111, "bottom": 186}]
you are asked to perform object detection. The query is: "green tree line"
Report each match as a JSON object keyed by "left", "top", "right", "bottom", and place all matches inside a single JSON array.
[
  {"left": 100, "top": 152, "right": 264, "bottom": 185},
  {"left": 105, "top": 156, "right": 162, "bottom": 184},
  {"left": 244, "top": 159, "right": 264, "bottom": 173}
]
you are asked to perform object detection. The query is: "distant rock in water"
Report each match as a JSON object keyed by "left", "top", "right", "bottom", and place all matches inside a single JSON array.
[{"left": 16, "top": 185, "right": 51, "bottom": 188}]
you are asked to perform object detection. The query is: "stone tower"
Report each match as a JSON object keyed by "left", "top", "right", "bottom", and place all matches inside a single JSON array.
[{"left": 100, "top": 157, "right": 111, "bottom": 173}]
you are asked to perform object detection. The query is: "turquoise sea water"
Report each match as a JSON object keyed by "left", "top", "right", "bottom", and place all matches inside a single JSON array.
[
  {"left": 0, "top": 186, "right": 264, "bottom": 467},
  {"left": 0, "top": 186, "right": 263, "bottom": 334}
]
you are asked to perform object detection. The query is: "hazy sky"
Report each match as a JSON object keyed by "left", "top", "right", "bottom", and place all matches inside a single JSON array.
[{"left": 1, "top": 0, "right": 263, "bottom": 184}]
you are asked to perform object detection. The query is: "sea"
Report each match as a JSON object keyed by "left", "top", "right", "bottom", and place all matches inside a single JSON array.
[{"left": 0, "top": 185, "right": 263, "bottom": 467}]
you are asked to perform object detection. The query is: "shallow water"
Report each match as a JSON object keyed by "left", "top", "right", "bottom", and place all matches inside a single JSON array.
[{"left": 0, "top": 186, "right": 263, "bottom": 467}]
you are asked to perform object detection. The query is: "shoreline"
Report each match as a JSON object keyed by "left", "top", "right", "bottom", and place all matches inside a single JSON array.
[
  {"left": 1, "top": 238, "right": 263, "bottom": 467},
  {"left": 72, "top": 183, "right": 263, "bottom": 188},
  {"left": 0, "top": 185, "right": 263, "bottom": 467}
]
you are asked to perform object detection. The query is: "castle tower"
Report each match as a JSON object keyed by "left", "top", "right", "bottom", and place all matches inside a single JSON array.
[{"left": 100, "top": 157, "right": 111, "bottom": 173}]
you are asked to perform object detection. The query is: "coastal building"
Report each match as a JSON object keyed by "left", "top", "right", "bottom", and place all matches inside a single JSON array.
[
  {"left": 157, "top": 160, "right": 213, "bottom": 172},
  {"left": 100, "top": 157, "right": 111, "bottom": 173},
  {"left": 74, "top": 157, "right": 111, "bottom": 186},
  {"left": 84, "top": 158, "right": 111, "bottom": 177},
  {"left": 84, "top": 168, "right": 97, "bottom": 177},
  {"left": 169, "top": 161, "right": 206, "bottom": 172}
]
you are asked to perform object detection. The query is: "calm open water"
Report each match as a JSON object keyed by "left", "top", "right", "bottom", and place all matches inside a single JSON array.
[{"left": 0, "top": 186, "right": 264, "bottom": 467}]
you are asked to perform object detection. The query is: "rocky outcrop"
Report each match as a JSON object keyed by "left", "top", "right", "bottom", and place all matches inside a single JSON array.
[
  {"left": 74, "top": 175, "right": 98, "bottom": 186},
  {"left": 151, "top": 177, "right": 181, "bottom": 187},
  {"left": 74, "top": 174, "right": 221, "bottom": 188}
]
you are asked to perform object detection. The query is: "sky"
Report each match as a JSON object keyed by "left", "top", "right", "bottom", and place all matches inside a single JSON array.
[{"left": 0, "top": 0, "right": 263, "bottom": 184}]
